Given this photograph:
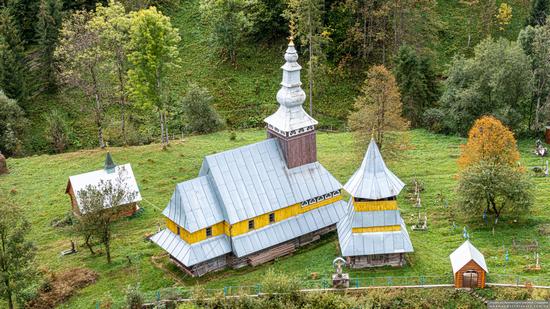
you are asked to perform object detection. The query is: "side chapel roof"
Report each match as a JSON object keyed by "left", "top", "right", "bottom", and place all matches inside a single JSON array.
[
  {"left": 449, "top": 240, "right": 489, "bottom": 274},
  {"left": 344, "top": 138, "right": 405, "bottom": 199}
]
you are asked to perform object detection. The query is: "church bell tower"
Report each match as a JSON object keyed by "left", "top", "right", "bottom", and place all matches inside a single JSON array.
[{"left": 264, "top": 41, "right": 318, "bottom": 169}]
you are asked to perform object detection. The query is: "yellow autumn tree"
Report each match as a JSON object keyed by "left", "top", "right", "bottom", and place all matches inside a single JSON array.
[
  {"left": 496, "top": 3, "right": 513, "bottom": 31},
  {"left": 458, "top": 115, "right": 520, "bottom": 170},
  {"left": 457, "top": 116, "right": 532, "bottom": 225},
  {"left": 348, "top": 65, "right": 409, "bottom": 153}
]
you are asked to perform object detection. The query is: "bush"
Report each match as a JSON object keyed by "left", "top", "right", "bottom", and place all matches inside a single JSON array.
[
  {"left": 422, "top": 108, "right": 446, "bottom": 133},
  {"left": 125, "top": 284, "right": 144, "bottom": 309},
  {"left": 181, "top": 84, "right": 223, "bottom": 134},
  {"left": 43, "top": 109, "right": 71, "bottom": 153},
  {"left": 0, "top": 90, "right": 27, "bottom": 156}
]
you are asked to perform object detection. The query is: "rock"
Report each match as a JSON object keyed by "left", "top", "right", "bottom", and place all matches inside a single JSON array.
[{"left": 0, "top": 152, "right": 8, "bottom": 175}]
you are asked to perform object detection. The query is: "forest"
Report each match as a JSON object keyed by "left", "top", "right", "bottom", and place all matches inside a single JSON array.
[{"left": 1, "top": 0, "right": 549, "bottom": 157}]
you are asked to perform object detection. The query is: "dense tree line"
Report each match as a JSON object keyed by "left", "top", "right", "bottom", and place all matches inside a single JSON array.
[{"left": 1, "top": 0, "right": 549, "bottom": 157}]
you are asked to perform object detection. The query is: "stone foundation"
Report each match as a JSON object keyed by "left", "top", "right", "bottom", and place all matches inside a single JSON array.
[{"left": 348, "top": 253, "right": 405, "bottom": 268}]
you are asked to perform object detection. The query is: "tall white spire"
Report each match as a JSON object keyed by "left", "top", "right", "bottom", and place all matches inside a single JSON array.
[{"left": 264, "top": 42, "right": 317, "bottom": 136}]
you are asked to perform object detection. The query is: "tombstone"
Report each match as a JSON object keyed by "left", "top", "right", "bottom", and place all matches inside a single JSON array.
[
  {"left": 0, "top": 151, "right": 8, "bottom": 175},
  {"left": 332, "top": 257, "right": 349, "bottom": 288}
]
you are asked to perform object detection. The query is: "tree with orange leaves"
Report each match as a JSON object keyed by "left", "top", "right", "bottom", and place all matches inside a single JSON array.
[
  {"left": 457, "top": 116, "right": 532, "bottom": 225},
  {"left": 458, "top": 116, "right": 520, "bottom": 170}
]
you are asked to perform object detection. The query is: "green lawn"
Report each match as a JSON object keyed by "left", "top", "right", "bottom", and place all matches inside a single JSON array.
[{"left": 1, "top": 129, "right": 548, "bottom": 307}]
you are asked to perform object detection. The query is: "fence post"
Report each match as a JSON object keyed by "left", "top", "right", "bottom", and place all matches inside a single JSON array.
[
  {"left": 516, "top": 276, "right": 520, "bottom": 286},
  {"left": 96, "top": 301, "right": 100, "bottom": 309},
  {"left": 256, "top": 284, "right": 261, "bottom": 295},
  {"left": 387, "top": 276, "right": 393, "bottom": 286},
  {"left": 223, "top": 286, "right": 228, "bottom": 296},
  {"left": 355, "top": 279, "right": 359, "bottom": 288},
  {"left": 420, "top": 276, "right": 425, "bottom": 286},
  {"left": 156, "top": 290, "right": 161, "bottom": 301}
]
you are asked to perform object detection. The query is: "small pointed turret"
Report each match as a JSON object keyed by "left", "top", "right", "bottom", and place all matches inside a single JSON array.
[
  {"left": 344, "top": 139, "right": 405, "bottom": 200},
  {"left": 104, "top": 152, "right": 116, "bottom": 172}
]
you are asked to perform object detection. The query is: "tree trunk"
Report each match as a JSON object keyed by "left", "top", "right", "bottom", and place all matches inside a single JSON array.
[
  {"left": 164, "top": 111, "right": 169, "bottom": 145},
  {"left": 159, "top": 110, "right": 165, "bottom": 147},
  {"left": 84, "top": 234, "right": 95, "bottom": 254},
  {"left": 90, "top": 66, "right": 105, "bottom": 149},
  {"left": 121, "top": 110, "right": 126, "bottom": 145},
  {"left": 104, "top": 229, "right": 111, "bottom": 263}
]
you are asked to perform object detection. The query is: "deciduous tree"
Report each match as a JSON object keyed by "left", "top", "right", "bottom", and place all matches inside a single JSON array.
[
  {"left": 285, "top": 0, "right": 327, "bottom": 116},
  {"left": 0, "top": 201, "right": 37, "bottom": 309},
  {"left": 438, "top": 38, "right": 533, "bottom": 135},
  {"left": 457, "top": 116, "right": 532, "bottom": 224},
  {"left": 458, "top": 116, "right": 520, "bottom": 169},
  {"left": 127, "top": 6, "right": 180, "bottom": 148},
  {"left": 348, "top": 65, "right": 408, "bottom": 150},
  {"left": 90, "top": 0, "right": 131, "bottom": 145},
  {"left": 457, "top": 161, "right": 532, "bottom": 225},
  {"left": 199, "top": 0, "right": 253, "bottom": 66},
  {"left": 496, "top": 3, "right": 513, "bottom": 32},
  {"left": 55, "top": 9, "right": 110, "bottom": 148},
  {"left": 74, "top": 168, "right": 137, "bottom": 263}
]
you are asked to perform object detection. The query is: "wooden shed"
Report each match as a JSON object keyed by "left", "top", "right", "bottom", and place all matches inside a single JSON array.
[
  {"left": 66, "top": 154, "right": 141, "bottom": 218},
  {"left": 450, "top": 240, "right": 488, "bottom": 288}
]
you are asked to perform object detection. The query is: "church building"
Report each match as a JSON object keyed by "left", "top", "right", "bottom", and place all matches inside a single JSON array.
[
  {"left": 151, "top": 42, "right": 346, "bottom": 277},
  {"left": 337, "top": 138, "right": 413, "bottom": 268}
]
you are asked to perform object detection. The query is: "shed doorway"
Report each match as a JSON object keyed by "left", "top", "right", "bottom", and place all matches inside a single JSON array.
[{"left": 462, "top": 270, "right": 478, "bottom": 288}]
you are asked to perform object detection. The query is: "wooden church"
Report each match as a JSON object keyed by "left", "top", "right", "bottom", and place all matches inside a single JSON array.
[
  {"left": 337, "top": 138, "right": 413, "bottom": 268},
  {"left": 151, "top": 41, "right": 347, "bottom": 277}
]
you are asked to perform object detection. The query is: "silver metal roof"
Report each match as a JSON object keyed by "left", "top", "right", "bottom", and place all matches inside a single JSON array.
[
  {"left": 449, "top": 240, "right": 488, "bottom": 273},
  {"left": 162, "top": 176, "right": 224, "bottom": 233},
  {"left": 232, "top": 200, "right": 347, "bottom": 257},
  {"left": 264, "top": 42, "right": 318, "bottom": 133},
  {"left": 337, "top": 200, "right": 413, "bottom": 257},
  {"left": 351, "top": 210, "right": 402, "bottom": 228},
  {"left": 344, "top": 139, "right": 405, "bottom": 199},
  {"left": 67, "top": 163, "right": 142, "bottom": 212},
  {"left": 199, "top": 138, "right": 342, "bottom": 224},
  {"left": 150, "top": 229, "right": 231, "bottom": 267}
]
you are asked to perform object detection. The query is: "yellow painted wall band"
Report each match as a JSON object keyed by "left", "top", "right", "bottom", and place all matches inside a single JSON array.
[
  {"left": 352, "top": 225, "right": 401, "bottom": 233},
  {"left": 353, "top": 200, "right": 398, "bottom": 211}
]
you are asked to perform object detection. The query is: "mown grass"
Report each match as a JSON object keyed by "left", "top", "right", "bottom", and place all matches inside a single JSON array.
[{"left": 1, "top": 129, "right": 548, "bottom": 307}]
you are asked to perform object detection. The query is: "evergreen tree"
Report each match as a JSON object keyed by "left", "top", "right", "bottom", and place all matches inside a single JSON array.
[
  {"left": 0, "top": 9, "right": 27, "bottom": 104},
  {"left": 527, "top": 0, "right": 549, "bottom": 26},
  {"left": 394, "top": 45, "right": 439, "bottom": 127},
  {"left": 36, "top": 0, "right": 63, "bottom": 92},
  {"left": 5, "top": 0, "right": 40, "bottom": 44}
]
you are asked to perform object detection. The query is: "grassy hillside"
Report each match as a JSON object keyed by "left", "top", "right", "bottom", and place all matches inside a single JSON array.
[{"left": 1, "top": 129, "right": 548, "bottom": 307}]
